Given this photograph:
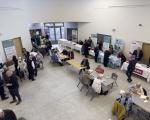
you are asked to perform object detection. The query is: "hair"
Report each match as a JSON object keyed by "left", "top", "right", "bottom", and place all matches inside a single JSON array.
[{"left": 136, "top": 83, "right": 141, "bottom": 88}]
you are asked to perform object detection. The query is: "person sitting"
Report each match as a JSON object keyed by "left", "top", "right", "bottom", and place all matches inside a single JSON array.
[
  {"left": 0, "top": 109, "right": 17, "bottom": 120},
  {"left": 81, "top": 57, "right": 90, "bottom": 70},
  {"left": 92, "top": 74, "right": 104, "bottom": 94},
  {"left": 112, "top": 92, "right": 133, "bottom": 120},
  {"left": 131, "top": 83, "right": 146, "bottom": 96},
  {"left": 51, "top": 50, "right": 63, "bottom": 66},
  {"left": 132, "top": 47, "right": 143, "bottom": 61}
]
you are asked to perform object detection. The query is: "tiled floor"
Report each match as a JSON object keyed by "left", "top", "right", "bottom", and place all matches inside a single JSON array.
[{"left": 0, "top": 51, "right": 149, "bottom": 120}]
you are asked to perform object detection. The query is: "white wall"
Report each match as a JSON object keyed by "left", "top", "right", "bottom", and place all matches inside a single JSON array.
[
  {"left": 1, "top": 0, "right": 150, "bottom": 61},
  {"left": 78, "top": 0, "right": 150, "bottom": 56},
  {"left": 0, "top": 10, "right": 32, "bottom": 62}
]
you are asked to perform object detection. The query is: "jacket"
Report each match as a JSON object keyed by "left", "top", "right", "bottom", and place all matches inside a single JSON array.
[{"left": 7, "top": 74, "right": 19, "bottom": 89}]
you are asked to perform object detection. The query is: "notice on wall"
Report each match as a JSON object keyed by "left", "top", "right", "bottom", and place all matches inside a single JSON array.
[
  {"left": 2, "top": 40, "right": 17, "bottom": 60},
  {"left": 129, "top": 41, "right": 143, "bottom": 53}
]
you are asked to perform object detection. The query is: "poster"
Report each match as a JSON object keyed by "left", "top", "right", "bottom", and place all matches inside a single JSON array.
[
  {"left": 2, "top": 40, "right": 17, "bottom": 59},
  {"left": 129, "top": 41, "right": 143, "bottom": 53},
  {"left": 114, "top": 39, "right": 124, "bottom": 50}
]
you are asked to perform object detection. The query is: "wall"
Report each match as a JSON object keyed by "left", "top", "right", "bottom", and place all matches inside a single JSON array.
[
  {"left": 78, "top": 0, "right": 150, "bottom": 56},
  {"left": 0, "top": 0, "right": 32, "bottom": 62},
  {"left": 1, "top": 0, "right": 150, "bottom": 60},
  {"left": 0, "top": 10, "right": 32, "bottom": 62},
  {"left": 64, "top": 22, "right": 78, "bottom": 39}
]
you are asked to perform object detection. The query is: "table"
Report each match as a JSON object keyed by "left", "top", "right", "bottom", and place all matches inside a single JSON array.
[
  {"left": 59, "top": 53, "right": 69, "bottom": 60},
  {"left": 66, "top": 59, "right": 85, "bottom": 70},
  {"left": 121, "top": 62, "right": 150, "bottom": 82},
  {"left": 132, "top": 94, "right": 150, "bottom": 113}
]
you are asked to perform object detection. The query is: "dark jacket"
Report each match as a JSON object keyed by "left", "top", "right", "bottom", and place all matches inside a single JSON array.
[
  {"left": 127, "top": 59, "right": 137, "bottom": 72},
  {"left": 7, "top": 74, "right": 19, "bottom": 89},
  {"left": 0, "top": 109, "right": 17, "bottom": 120},
  {"left": 81, "top": 59, "right": 90, "bottom": 69},
  {"left": 94, "top": 46, "right": 99, "bottom": 55},
  {"left": 133, "top": 50, "right": 143, "bottom": 61}
]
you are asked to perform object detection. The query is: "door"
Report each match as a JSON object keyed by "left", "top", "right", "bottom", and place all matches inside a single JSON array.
[
  {"left": 12, "top": 37, "right": 23, "bottom": 58},
  {"left": 142, "top": 43, "right": 150, "bottom": 64}
]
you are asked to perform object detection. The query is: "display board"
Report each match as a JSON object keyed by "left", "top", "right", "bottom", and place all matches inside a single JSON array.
[
  {"left": 91, "top": 33, "right": 111, "bottom": 50},
  {"left": 130, "top": 41, "right": 143, "bottom": 53},
  {"left": 2, "top": 40, "right": 17, "bottom": 59},
  {"left": 114, "top": 39, "right": 124, "bottom": 50},
  {"left": 103, "top": 35, "right": 111, "bottom": 51}
]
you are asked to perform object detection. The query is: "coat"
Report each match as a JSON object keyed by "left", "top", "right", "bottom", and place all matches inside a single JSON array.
[
  {"left": 0, "top": 109, "right": 17, "bottom": 120},
  {"left": 127, "top": 59, "right": 137, "bottom": 72},
  {"left": 92, "top": 78, "right": 104, "bottom": 93},
  {"left": 132, "top": 50, "right": 143, "bottom": 61}
]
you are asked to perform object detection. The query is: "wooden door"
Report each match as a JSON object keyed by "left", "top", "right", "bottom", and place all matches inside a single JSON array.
[
  {"left": 142, "top": 43, "right": 150, "bottom": 64},
  {"left": 12, "top": 37, "right": 23, "bottom": 58}
]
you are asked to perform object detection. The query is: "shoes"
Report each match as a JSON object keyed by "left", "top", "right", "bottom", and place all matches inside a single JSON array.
[
  {"left": 2, "top": 97, "right": 9, "bottom": 101},
  {"left": 10, "top": 100, "right": 17, "bottom": 104},
  {"left": 127, "top": 79, "right": 132, "bottom": 83},
  {"left": 16, "top": 100, "right": 22, "bottom": 105}
]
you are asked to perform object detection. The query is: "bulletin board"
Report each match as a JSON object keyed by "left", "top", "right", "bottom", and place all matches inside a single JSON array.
[{"left": 2, "top": 39, "right": 17, "bottom": 60}]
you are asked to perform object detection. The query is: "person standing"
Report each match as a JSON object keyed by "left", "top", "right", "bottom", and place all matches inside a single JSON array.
[
  {"left": 94, "top": 44, "right": 99, "bottom": 62},
  {"left": 6, "top": 70, "right": 22, "bottom": 105},
  {"left": 0, "top": 76, "right": 9, "bottom": 101},
  {"left": 126, "top": 56, "right": 137, "bottom": 82},
  {"left": 12, "top": 56, "right": 19, "bottom": 77},
  {"left": 0, "top": 109, "right": 17, "bottom": 120},
  {"left": 84, "top": 40, "right": 90, "bottom": 58},
  {"left": 26, "top": 56, "right": 35, "bottom": 81},
  {"left": 132, "top": 47, "right": 143, "bottom": 61},
  {"left": 31, "top": 55, "right": 38, "bottom": 77},
  {"left": 103, "top": 50, "right": 111, "bottom": 67}
]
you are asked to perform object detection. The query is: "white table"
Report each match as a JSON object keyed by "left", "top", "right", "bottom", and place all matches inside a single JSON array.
[{"left": 121, "top": 62, "right": 150, "bottom": 82}]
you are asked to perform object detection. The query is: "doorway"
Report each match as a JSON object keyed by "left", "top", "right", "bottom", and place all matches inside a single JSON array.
[
  {"left": 142, "top": 43, "right": 150, "bottom": 64},
  {"left": 67, "top": 28, "right": 78, "bottom": 42}
]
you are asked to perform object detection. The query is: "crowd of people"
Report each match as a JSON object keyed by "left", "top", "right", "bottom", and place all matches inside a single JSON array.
[
  {"left": 0, "top": 35, "right": 149, "bottom": 120},
  {"left": 0, "top": 47, "right": 44, "bottom": 106}
]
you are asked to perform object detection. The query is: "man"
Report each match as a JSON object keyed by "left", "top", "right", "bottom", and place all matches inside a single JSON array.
[
  {"left": 126, "top": 56, "right": 137, "bottom": 82},
  {"left": 84, "top": 40, "right": 90, "bottom": 58},
  {"left": 103, "top": 50, "right": 111, "bottom": 67},
  {"left": 0, "top": 63, "right": 8, "bottom": 101},
  {"left": 87, "top": 37, "right": 92, "bottom": 47},
  {"left": 132, "top": 47, "right": 143, "bottom": 61},
  {"left": 94, "top": 44, "right": 99, "bottom": 62},
  {"left": 0, "top": 76, "right": 8, "bottom": 101},
  {"left": 6, "top": 70, "right": 22, "bottom": 105},
  {"left": 0, "top": 109, "right": 17, "bottom": 120}
]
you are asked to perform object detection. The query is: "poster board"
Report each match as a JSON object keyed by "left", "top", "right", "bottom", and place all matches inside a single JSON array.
[
  {"left": 2, "top": 40, "right": 17, "bottom": 60},
  {"left": 130, "top": 41, "right": 143, "bottom": 53},
  {"left": 114, "top": 39, "right": 124, "bottom": 51},
  {"left": 91, "top": 34, "right": 98, "bottom": 47},
  {"left": 103, "top": 35, "right": 111, "bottom": 51}
]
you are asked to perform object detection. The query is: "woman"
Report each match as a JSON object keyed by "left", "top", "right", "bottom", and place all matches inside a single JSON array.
[{"left": 79, "top": 58, "right": 90, "bottom": 74}]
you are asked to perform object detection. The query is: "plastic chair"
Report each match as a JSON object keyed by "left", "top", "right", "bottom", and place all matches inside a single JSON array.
[{"left": 111, "top": 73, "right": 118, "bottom": 87}]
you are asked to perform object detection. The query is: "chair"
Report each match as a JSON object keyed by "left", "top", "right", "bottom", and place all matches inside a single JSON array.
[
  {"left": 111, "top": 73, "right": 118, "bottom": 87},
  {"left": 102, "top": 73, "right": 118, "bottom": 92}
]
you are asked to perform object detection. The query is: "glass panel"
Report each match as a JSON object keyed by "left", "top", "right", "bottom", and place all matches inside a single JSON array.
[
  {"left": 55, "top": 27, "right": 61, "bottom": 40},
  {"left": 49, "top": 28, "right": 55, "bottom": 40}
]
